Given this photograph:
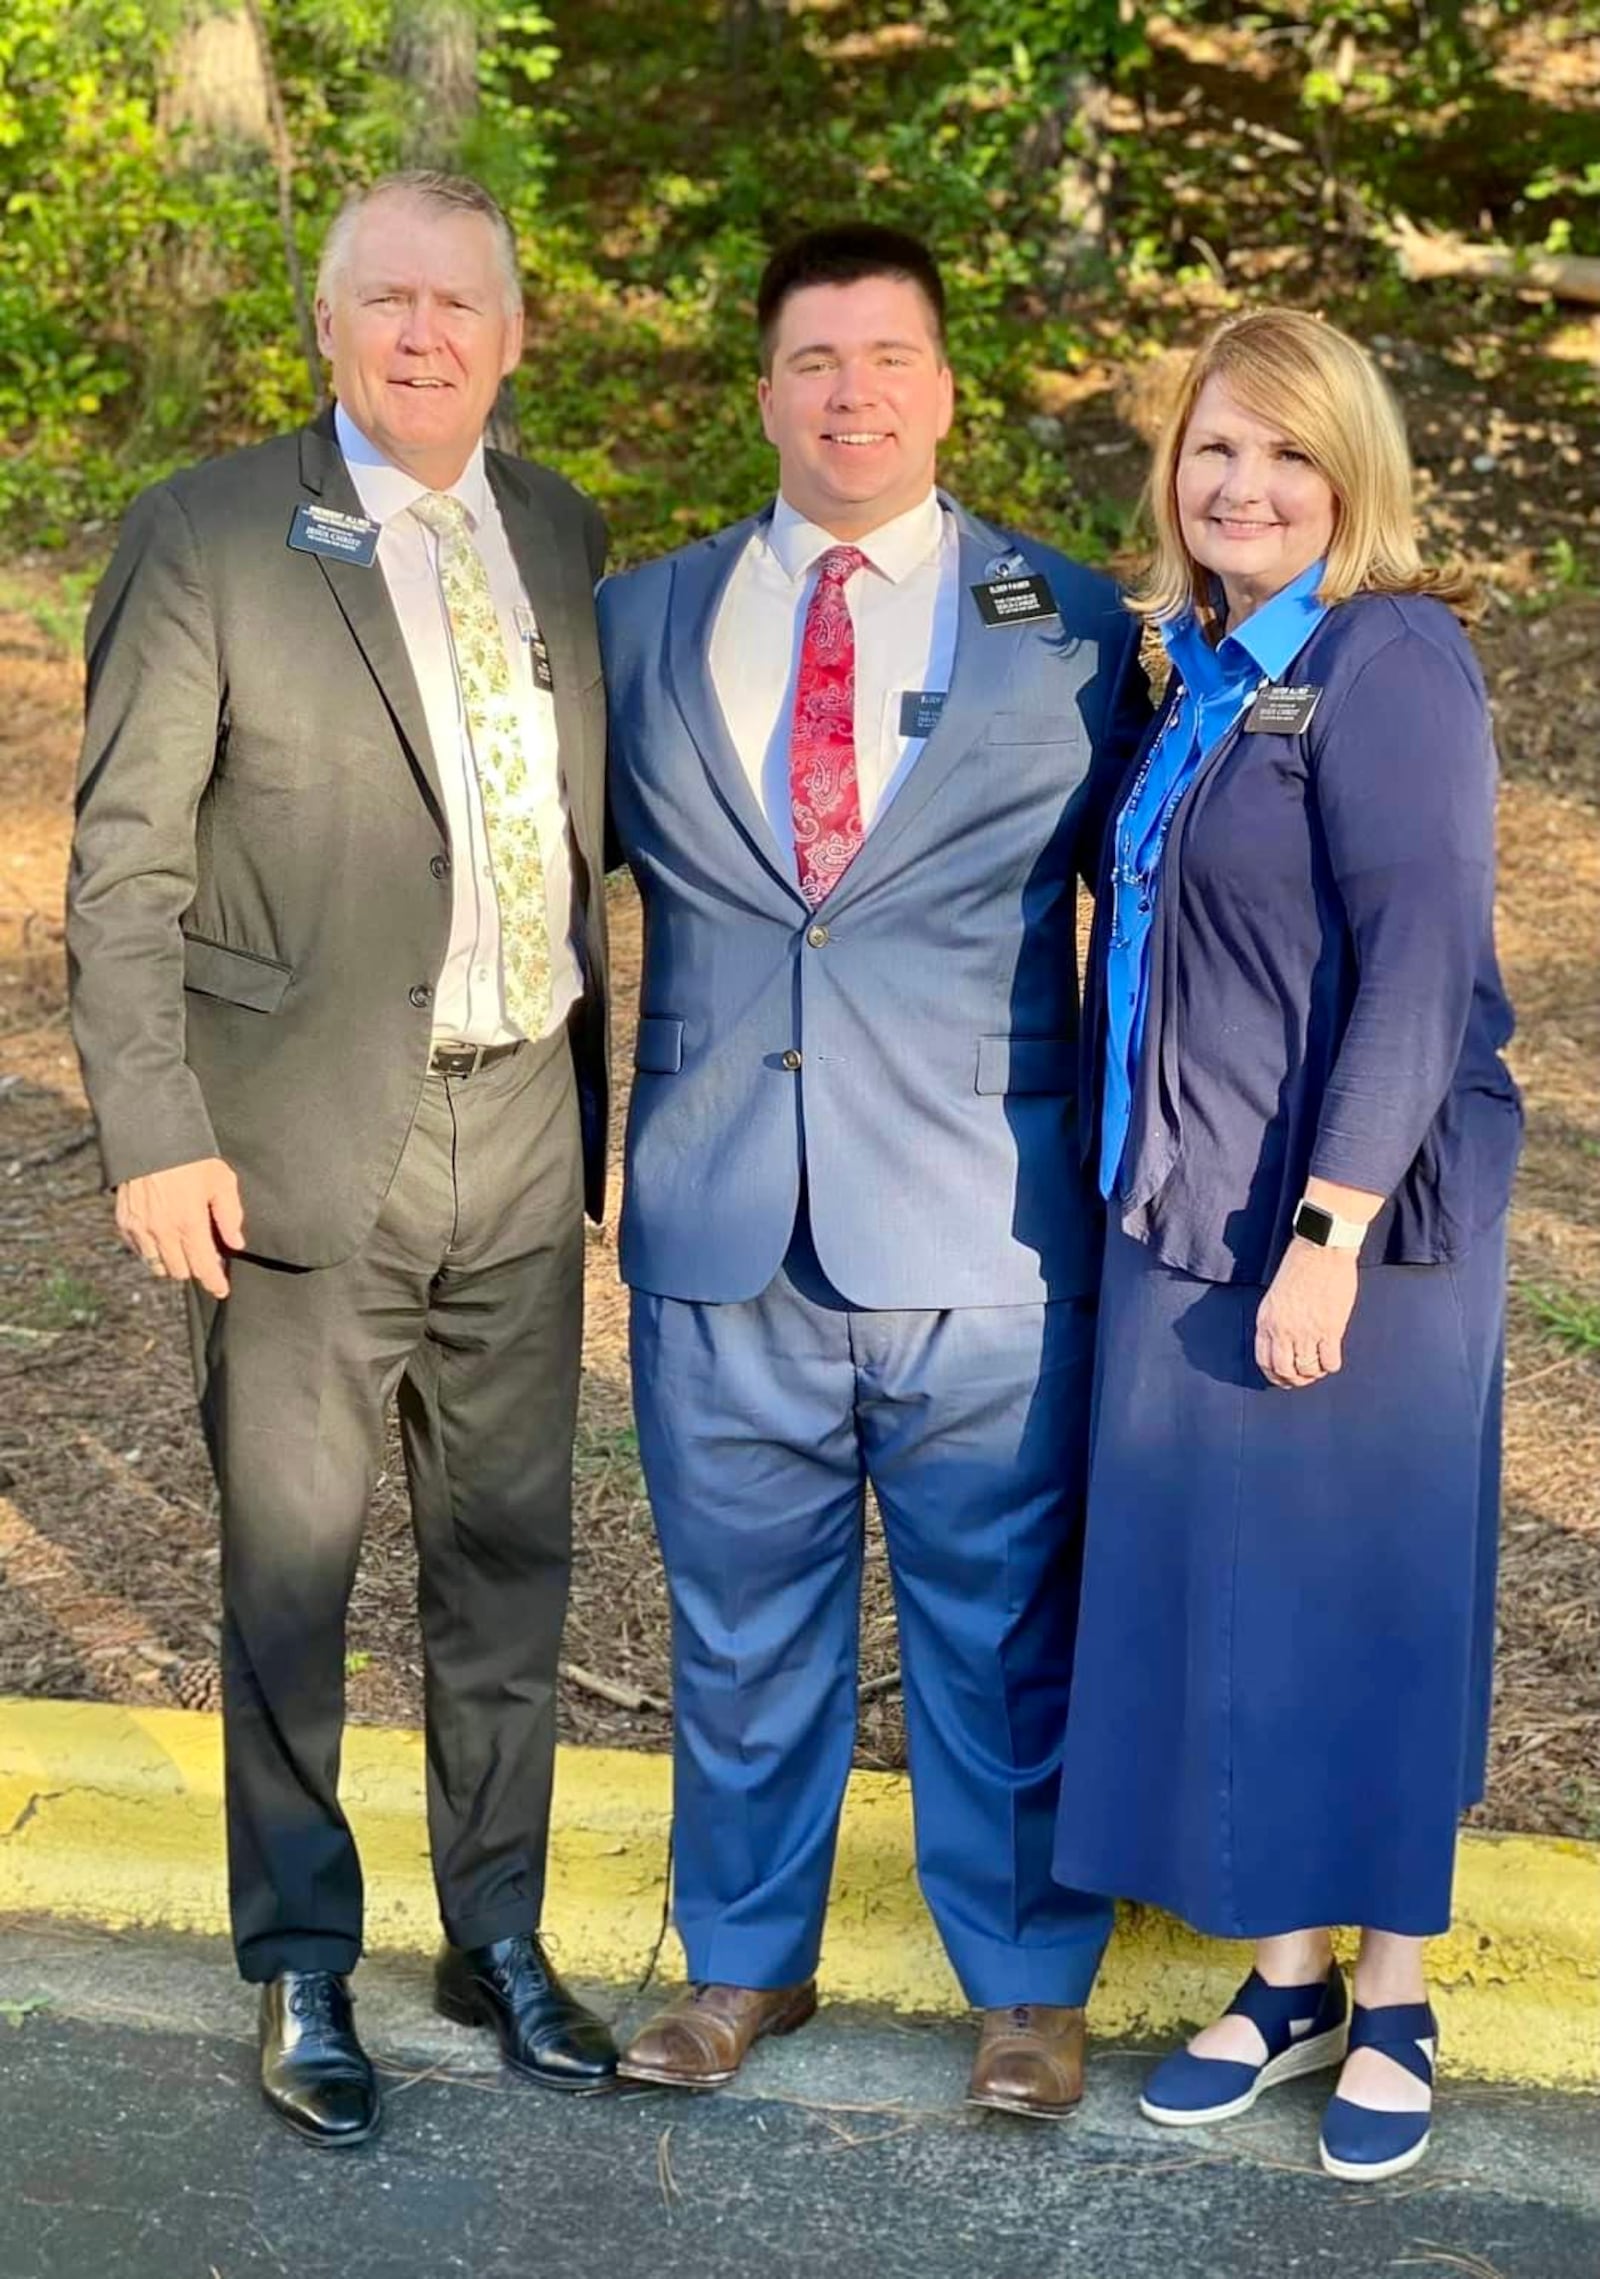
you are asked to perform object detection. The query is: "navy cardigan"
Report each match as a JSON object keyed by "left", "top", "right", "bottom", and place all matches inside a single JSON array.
[{"left": 1083, "top": 591, "right": 1522, "bottom": 1283}]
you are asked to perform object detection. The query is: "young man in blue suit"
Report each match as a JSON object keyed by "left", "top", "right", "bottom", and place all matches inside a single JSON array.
[{"left": 600, "top": 226, "right": 1149, "bottom": 2116}]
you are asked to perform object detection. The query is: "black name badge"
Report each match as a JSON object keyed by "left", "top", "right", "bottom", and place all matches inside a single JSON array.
[
  {"left": 513, "top": 604, "right": 554, "bottom": 690},
  {"left": 898, "top": 689, "right": 947, "bottom": 738},
  {"left": 1244, "top": 683, "right": 1323, "bottom": 735},
  {"left": 287, "top": 503, "right": 381, "bottom": 567},
  {"left": 971, "top": 573, "right": 1060, "bottom": 628}
]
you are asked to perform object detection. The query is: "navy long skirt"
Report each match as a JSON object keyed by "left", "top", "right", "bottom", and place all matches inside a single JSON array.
[{"left": 1052, "top": 1218, "right": 1506, "bottom": 1938}]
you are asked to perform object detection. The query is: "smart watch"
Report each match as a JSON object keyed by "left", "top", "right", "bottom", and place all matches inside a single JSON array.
[{"left": 1291, "top": 1197, "right": 1366, "bottom": 1253}]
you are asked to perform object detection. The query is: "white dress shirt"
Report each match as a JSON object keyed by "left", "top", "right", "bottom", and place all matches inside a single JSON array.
[
  {"left": 708, "top": 490, "right": 959, "bottom": 869},
  {"left": 334, "top": 403, "right": 581, "bottom": 1046}
]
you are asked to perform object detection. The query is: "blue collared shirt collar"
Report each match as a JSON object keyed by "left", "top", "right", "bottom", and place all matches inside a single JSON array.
[{"left": 1164, "top": 557, "right": 1329, "bottom": 698}]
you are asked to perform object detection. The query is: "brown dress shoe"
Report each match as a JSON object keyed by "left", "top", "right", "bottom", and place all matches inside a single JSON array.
[
  {"left": 967, "top": 2003, "right": 1086, "bottom": 2120},
  {"left": 618, "top": 1980, "right": 818, "bottom": 2090}
]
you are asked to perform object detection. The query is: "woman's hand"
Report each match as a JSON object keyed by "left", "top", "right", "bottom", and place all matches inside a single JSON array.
[{"left": 1254, "top": 1240, "right": 1359, "bottom": 1390}]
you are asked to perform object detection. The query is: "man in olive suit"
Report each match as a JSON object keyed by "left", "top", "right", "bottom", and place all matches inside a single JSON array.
[{"left": 68, "top": 172, "right": 617, "bottom": 2145}]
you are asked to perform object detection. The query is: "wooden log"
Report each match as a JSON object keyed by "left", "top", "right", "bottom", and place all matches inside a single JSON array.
[
  {"left": 1388, "top": 217, "right": 1600, "bottom": 310},
  {"left": 560, "top": 1660, "right": 668, "bottom": 1715}
]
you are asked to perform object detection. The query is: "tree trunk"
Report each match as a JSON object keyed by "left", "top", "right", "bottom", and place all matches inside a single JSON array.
[
  {"left": 159, "top": 5, "right": 271, "bottom": 146},
  {"left": 1015, "top": 67, "right": 1118, "bottom": 297},
  {"left": 724, "top": 0, "right": 788, "bottom": 68},
  {"left": 1051, "top": 72, "right": 1116, "bottom": 272},
  {"left": 156, "top": 7, "right": 322, "bottom": 419},
  {"left": 388, "top": 0, "right": 521, "bottom": 451},
  {"left": 390, "top": 0, "right": 480, "bottom": 168},
  {"left": 149, "top": 9, "right": 274, "bottom": 441},
  {"left": 241, "top": 0, "right": 323, "bottom": 410}
]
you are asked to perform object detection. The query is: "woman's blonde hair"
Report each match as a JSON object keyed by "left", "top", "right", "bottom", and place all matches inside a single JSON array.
[{"left": 1132, "top": 308, "right": 1479, "bottom": 624}]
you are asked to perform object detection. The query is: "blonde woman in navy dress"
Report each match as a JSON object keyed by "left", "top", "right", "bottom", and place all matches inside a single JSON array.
[{"left": 1053, "top": 310, "right": 1521, "bottom": 2181}]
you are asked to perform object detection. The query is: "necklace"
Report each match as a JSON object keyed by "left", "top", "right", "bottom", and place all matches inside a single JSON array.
[{"left": 1109, "top": 677, "right": 1263, "bottom": 949}]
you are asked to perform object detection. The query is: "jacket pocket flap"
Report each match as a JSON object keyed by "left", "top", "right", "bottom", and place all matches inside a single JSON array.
[
  {"left": 986, "top": 712, "right": 1080, "bottom": 747},
  {"left": 182, "top": 933, "right": 294, "bottom": 1014},
  {"left": 975, "top": 1035, "right": 1075, "bottom": 1096},
  {"left": 634, "top": 1016, "right": 685, "bottom": 1074}
]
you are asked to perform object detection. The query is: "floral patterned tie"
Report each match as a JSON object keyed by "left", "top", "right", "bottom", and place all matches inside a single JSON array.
[
  {"left": 789, "top": 543, "right": 868, "bottom": 907},
  {"left": 410, "top": 490, "right": 551, "bottom": 1036}
]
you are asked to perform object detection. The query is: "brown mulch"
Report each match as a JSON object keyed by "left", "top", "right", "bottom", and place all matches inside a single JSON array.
[{"left": 2, "top": 436, "right": 1598, "bottom": 1840}]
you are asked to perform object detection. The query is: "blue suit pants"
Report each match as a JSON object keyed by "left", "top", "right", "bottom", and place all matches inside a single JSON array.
[{"left": 629, "top": 1217, "right": 1112, "bottom": 2006}]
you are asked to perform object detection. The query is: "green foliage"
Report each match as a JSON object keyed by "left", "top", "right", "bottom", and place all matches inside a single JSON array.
[
  {"left": 1, "top": 0, "right": 1594, "bottom": 564},
  {"left": 37, "top": 1270, "right": 103, "bottom": 1331},
  {"left": 1276, "top": 0, "right": 1600, "bottom": 254},
  {"left": 510, "top": 0, "right": 1164, "bottom": 562},
  {"left": 1, "top": 1268, "right": 103, "bottom": 1341},
  {"left": 1558, "top": 1774, "right": 1600, "bottom": 1843},
  {"left": 1512, "top": 538, "right": 1598, "bottom": 619},
  {"left": 0, "top": 565, "right": 97, "bottom": 652},
  {"left": 0, "top": 0, "right": 559, "bottom": 539},
  {"left": 500, "top": 0, "right": 1600, "bottom": 566},
  {"left": 1523, "top": 1284, "right": 1600, "bottom": 1357},
  {"left": 0, "top": 1998, "right": 51, "bottom": 2029}
]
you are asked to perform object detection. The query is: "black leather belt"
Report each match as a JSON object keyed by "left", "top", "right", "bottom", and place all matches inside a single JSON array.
[{"left": 429, "top": 1040, "right": 523, "bottom": 1078}]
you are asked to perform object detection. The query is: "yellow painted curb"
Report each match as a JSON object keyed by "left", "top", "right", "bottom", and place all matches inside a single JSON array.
[{"left": 3, "top": 1698, "right": 1596, "bottom": 2087}]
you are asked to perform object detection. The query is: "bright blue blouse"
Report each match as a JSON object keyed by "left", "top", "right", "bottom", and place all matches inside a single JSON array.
[{"left": 1099, "top": 560, "right": 1330, "bottom": 1199}]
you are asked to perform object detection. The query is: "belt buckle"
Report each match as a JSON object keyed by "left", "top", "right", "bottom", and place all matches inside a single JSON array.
[{"left": 432, "top": 1041, "right": 485, "bottom": 1078}]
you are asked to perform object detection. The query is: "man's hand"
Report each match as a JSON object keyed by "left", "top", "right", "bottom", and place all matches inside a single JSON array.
[
  {"left": 1254, "top": 1241, "right": 1359, "bottom": 1391},
  {"left": 114, "top": 1158, "right": 245, "bottom": 1300}
]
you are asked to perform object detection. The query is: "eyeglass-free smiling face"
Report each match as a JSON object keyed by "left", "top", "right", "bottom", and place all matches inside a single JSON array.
[
  {"left": 1176, "top": 375, "right": 1338, "bottom": 624},
  {"left": 758, "top": 275, "right": 954, "bottom": 540},
  {"left": 316, "top": 193, "right": 523, "bottom": 490}
]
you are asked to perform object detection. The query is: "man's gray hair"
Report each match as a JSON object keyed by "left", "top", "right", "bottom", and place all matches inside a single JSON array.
[{"left": 315, "top": 171, "right": 522, "bottom": 316}]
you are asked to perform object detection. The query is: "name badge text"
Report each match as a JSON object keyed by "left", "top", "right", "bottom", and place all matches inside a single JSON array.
[
  {"left": 1243, "top": 683, "right": 1323, "bottom": 736},
  {"left": 899, "top": 689, "right": 947, "bottom": 738},
  {"left": 287, "top": 503, "right": 381, "bottom": 567},
  {"left": 971, "top": 574, "right": 1059, "bottom": 628}
]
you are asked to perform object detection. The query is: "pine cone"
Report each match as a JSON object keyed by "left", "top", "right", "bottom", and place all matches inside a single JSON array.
[{"left": 175, "top": 1658, "right": 223, "bottom": 1714}]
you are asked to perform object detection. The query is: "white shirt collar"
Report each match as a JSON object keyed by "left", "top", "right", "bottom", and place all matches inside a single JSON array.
[
  {"left": 767, "top": 489, "right": 944, "bottom": 587},
  {"left": 333, "top": 402, "right": 492, "bottom": 530}
]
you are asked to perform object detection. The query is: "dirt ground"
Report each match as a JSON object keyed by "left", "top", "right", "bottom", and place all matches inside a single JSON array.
[{"left": 2, "top": 419, "right": 1598, "bottom": 1838}]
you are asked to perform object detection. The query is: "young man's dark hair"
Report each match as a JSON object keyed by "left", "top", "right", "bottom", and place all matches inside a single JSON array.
[{"left": 756, "top": 224, "right": 947, "bottom": 372}]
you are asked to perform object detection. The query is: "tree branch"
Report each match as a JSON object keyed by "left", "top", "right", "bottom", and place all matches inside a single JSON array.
[{"left": 240, "top": 0, "right": 324, "bottom": 410}]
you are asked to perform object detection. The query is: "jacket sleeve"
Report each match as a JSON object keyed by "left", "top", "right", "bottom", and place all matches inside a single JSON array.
[
  {"left": 1307, "top": 619, "right": 1496, "bottom": 1198},
  {"left": 66, "top": 483, "right": 223, "bottom": 1186}
]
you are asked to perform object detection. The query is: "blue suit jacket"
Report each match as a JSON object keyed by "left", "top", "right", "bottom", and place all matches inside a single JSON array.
[
  {"left": 1085, "top": 591, "right": 1522, "bottom": 1282},
  {"left": 600, "top": 495, "right": 1149, "bottom": 1308}
]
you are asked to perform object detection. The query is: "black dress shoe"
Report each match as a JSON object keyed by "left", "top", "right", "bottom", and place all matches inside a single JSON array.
[
  {"left": 259, "top": 1971, "right": 380, "bottom": 2148},
  {"left": 435, "top": 1933, "right": 617, "bottom": 2093}
]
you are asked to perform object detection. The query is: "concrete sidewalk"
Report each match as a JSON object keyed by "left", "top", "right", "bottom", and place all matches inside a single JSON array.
[
  {"left": 1, "top": 1919, "right": 1597, "bottom": 2279},
  {"left": 4, "top": 1697, "right": 1599, "bottom": 2088}
]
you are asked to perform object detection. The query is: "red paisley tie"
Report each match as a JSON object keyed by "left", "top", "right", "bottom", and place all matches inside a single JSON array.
[{"left": 789, "top": 544, "right": 868, "bottom": 906}]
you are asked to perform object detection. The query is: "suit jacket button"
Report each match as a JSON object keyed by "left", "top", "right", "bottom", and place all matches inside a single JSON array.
[
  {"left": 430, "top": 853, "right": 450, "bottom": 880},
  {"left": 805, "top": 924, "right": 829, "bottom": 948},
  {"left": 409, "top": 983, "right": 433, "bottom": 1009},
  {"left": 780, "top": 1048, "right": 802, "bottom": 1072}
]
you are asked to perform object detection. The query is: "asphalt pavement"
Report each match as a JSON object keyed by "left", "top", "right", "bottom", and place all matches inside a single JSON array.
[{"left": 1, "top": 1920, "right": 1595, "bottom": 2279}]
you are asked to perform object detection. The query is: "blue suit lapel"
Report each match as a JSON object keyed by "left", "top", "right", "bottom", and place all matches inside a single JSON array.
[
  {"left": 823, "top": 498, "right": 1025, "bottom": 907},
  {"left": 665, "top": 512, "right": 807, "bottom": 907}
]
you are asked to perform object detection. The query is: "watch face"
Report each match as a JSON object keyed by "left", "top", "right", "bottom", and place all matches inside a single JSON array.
[{"left": 1295, "top": 1202, "right": 1335, "bottom": 1245}]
